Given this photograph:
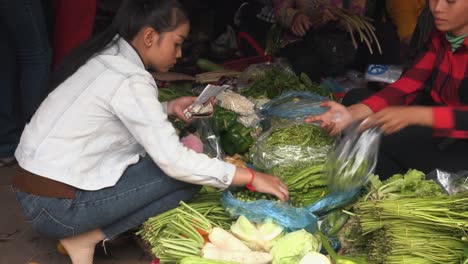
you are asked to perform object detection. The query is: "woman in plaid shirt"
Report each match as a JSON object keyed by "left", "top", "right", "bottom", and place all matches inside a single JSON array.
[{"left": 306, "top": 0, "right": 468, "bottom": 179}]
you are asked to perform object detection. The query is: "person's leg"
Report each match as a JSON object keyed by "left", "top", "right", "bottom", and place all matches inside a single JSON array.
[
  {"left": 11, "top": 0, "right": 52, "bottom": 122},
  {"left": 0, "top": 1, "right": 20, "bottom": 162},
  {"left": 15, "top": 155, "right": 200, "bottom": 263},
  {"left": 376, "top": 126, "right": 468, "bottom": 179}
]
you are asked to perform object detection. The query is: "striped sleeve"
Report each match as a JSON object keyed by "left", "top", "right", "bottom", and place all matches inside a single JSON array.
[
  {"left": 433, "top": 106, "right": 468, "bottom": 138},
  {"left": 362, "top": 34, "right": 438, "bottom": 112}
]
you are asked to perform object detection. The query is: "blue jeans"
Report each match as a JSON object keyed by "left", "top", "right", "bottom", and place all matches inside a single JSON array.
[
  {"left": 14, "top": 155, "right": 201, "bottom": 239},
  {"left": 0, "top": 0, "right": 51, "bottom": 158}
]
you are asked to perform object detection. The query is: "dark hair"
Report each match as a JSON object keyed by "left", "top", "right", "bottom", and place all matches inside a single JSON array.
[{"left": 50, "top": 0, "right": 188, "bottom": 90}]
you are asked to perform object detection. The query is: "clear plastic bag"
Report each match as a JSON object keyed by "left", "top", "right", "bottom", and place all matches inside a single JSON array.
[
  {"left": 259, "top": 91, "right": 329, "bottom": 123},
  {"left": 426, "top": 169, "right": 468, "bottom": 195},
  {"left": 221, "top": 190, "right": 318, "bottom": 232},
  {"left": 324, "top": 123, "right": 382, "bottom": 192},
  {"left": 238, "top": 60, "right": 293, "bottom": 83},
  {"left": 193, "top": 118, "right": 225, "bottom": 160},
  {"left": 236, "top": 60, "right": 294, "bottom": 91},
  {"left": 249, "top": 122, "right": 334, "bottom": 174}
]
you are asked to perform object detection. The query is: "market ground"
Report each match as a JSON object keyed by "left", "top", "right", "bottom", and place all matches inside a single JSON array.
[{"left": 0, "top": 165, "right": 151, "bottom": 264}]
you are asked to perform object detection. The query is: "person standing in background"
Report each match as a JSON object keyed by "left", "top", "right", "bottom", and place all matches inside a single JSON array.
[
  {"left": 51, "top": 0, "right": 97, "bottom": 68},
  {"left": 386, "top": 0, "right": 426, "bottom": 45},
  {"left": 274, "top": 0, "right": 367, "bottom": 81},
  {"left": 0, "top": 0, "right": 51, "bottom": 166}
]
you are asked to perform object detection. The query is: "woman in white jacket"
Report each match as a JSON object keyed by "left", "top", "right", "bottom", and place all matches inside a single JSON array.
[{"left": 12, "top": 1, "right": 289, "bottom": 263}]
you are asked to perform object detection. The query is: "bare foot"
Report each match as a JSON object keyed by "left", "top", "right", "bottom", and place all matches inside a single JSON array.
[{"left": 60, "top": 229, "right": 105, "bottom": 264}]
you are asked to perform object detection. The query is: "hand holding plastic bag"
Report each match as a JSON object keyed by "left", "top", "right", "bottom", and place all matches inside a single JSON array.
[{"left": 324, "top": 122, "right": 382, "bottom": 192}]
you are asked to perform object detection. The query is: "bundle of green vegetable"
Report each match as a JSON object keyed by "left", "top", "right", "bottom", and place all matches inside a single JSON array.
[
  {"left": 325, "top": 126, "right": 380, "bottom": 192},
  {"left": 137, "top": 191, "right": 230, "bottom": 261},
  {"left": 339, "top": 170, "right": 468, "bottom": 264},
  {"left": 241, "top": 68, "right": 331, "bottom": 99},
  {"left": 249, "top": 124, "right": 333, "bottom": 178},
  {"left": 351, "top": 195, "right": 468, "bottom": 264},
  {"left": 308, "top": 6, "right": 382, "bottom": 54},
  {"left": 364, "top": 169, "right": 444, "bottom": 201}
]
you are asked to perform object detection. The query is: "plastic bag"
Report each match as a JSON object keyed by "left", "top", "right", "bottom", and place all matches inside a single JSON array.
[
  {"left": 321, "top": 71, "right": 366, "bottom": 101},
  {"left": 365, "top": 64, "right": 403, "bottom": 84},
  {"left": 193, "top": 118, "right": 225, "bottom": 160},
  {"left": 237, "top": 60, "right": 293, "bottom": 90},
  {"left": 249, "top": 122, "right": 334, "bottom": 175},
  {"left": 221, "top": 190, "right": 318, "bottom": 232},
  {"left": 211, "top": 26, "right": 237, "bottom": 60},
  {"left": 215, "top": 90, "right": 261, "bottom": 128},
  {"left": 216, "top": 90, "right": 256, "bottom": 116},
  {"left": 427, "top": 169, "right": 468, "bottom": 195},
  {"left": 324, "top": 123, "right": 381, "bottom": 192},
  {"left": 306, "top": 189, "right": 361, "bottom": 216},
  {"left": 259, "top": 91, "right": 329, "bottom": 123}
]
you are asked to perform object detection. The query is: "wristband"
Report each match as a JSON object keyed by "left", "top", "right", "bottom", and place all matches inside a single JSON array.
[{"left": 246, "top": 168, "right": 256, "bottom": 192}]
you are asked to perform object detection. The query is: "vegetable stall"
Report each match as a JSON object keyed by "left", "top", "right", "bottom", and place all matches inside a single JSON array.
[{"left": 138, "top": 61, "right": 468, "bottom": 264}]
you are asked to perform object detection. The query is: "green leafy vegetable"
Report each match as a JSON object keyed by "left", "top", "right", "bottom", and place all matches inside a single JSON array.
[{"left": 270, "top": 229, "right": 322, "bottom": 264}]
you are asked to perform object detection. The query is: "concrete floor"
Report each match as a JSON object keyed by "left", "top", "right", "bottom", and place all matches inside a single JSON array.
[{"left": 0, "top": 165, "right": 152, "bottom": 264}]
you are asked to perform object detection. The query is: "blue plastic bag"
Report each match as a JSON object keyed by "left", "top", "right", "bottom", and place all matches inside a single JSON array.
[
  {"left": 259, "top": 91, "right": 329, "bottom": 123},
  {"left": 221, "top": 188, "right": 361, "bottom": 231},
  {"left": 306, "top": 188, "right": 361, "bottom": 216},
  {"left": 221, "top": 190, "right": 318, "bottom": 232}
]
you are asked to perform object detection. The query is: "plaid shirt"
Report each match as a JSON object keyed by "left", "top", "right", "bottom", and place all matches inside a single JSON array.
[{"left": 362, "top": 30, "right": 468, "bottom": 139}]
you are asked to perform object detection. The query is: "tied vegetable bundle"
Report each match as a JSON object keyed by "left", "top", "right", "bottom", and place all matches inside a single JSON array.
[
  {"left": 308, "top": 6, "right": 382, "bottom": 54},
  {"left": 339, "top": 170, "right": 468, "bottom": 264}
]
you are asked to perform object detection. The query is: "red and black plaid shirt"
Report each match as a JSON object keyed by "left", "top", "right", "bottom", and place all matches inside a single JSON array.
[{"left": 362, "top": 30, "right": 468, "bottom": 138}]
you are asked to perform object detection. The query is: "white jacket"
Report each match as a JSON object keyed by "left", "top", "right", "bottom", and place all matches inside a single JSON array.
[{"left": 15, "top": 36, "right": 235, "bottom": 190}]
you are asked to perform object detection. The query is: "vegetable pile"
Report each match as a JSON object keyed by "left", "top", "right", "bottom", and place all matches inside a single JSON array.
[
  {"left": 339, "top": 170, "right": 468, "bottom": 264},
  {"left": 249, "top": 124, "right": 333, "bottom": 178},
  {"left": 241, "top": 68, "right": 331, "bottom": 99}
]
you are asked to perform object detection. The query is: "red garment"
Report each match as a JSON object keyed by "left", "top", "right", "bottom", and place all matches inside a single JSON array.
[
  {"left": 51, "top": 0, "right": 97, "bottom": 68},
  {"left": 362, "top": 30, "right": 468, "bottom": 139}
]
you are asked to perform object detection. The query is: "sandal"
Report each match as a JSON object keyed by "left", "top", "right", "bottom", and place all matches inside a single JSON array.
[{"left": 0, "top": 156, "right": 17, "bottom": 167}]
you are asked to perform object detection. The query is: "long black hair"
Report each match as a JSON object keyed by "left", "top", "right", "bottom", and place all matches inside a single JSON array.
[{"left": 50, "top": 0, "right": 188, "bottom": 90}]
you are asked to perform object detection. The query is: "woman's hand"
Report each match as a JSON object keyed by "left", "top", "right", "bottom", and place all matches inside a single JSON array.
[
  {"left": 322, "top": 7, "right": 338, "bottom": 24},
  {"left": 292, "top": 12, "right": 312, "bottom": 36},
  {"left": 304, "top": 101, "right": 353, "bottom": 136},
  {"left": 360, "top": 106, "right": 433, "bottom": 135},
  {"left": 231, "top": 167, "right": 289, "bottom": 202},
  {"left": 252, "top": 171, "right": 289, "bottom": 202},
  {"left": 167, "top": 96, "right": 197, "bottom": 123}
]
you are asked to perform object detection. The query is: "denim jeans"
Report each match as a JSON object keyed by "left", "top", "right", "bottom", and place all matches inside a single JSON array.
[
  {"left": 14, "top": 155, "right": 201, "bottom": 239},
  {"left": 0, "top": 0, "right": 51, "bottom": 158}
]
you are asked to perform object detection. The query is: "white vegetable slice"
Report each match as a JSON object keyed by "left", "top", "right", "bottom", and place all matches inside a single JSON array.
[
  {"left": 299, "top": 252, "right": 331, "bottom": 264},
  {"left": 209, "top": 227, "right": 251, "bottom": 252},
  {"left": 202, "top": 244, "right": 272, "bottom": 264}
]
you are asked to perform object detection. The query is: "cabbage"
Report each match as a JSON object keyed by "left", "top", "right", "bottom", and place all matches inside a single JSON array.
[
  {"left": 231, "top": 216, "right": 284, "bottom": 251},
  {"left": 270, "top": 229, "right": 322, "bottom": 264}
]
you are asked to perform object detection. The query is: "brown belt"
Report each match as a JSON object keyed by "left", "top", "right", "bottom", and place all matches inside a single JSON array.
[{"left": 12, "top": 167, "right": 76, "bottom": 199}]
